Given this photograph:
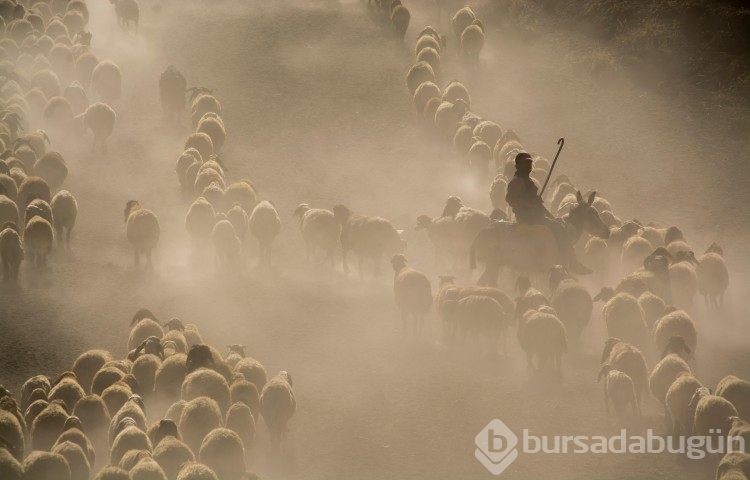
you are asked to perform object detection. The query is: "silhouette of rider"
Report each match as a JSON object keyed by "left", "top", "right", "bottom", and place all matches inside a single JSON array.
[{"left": 505, "top": 152, "right": 591, "bottom": 275}]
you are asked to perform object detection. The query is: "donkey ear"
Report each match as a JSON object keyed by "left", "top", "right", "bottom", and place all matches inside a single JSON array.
[
  {"left": 576, "top": 190, "right": 584, "bottom": 205},
  {"left": 587, "top": 191, "right": 597, "bottom": 205}
]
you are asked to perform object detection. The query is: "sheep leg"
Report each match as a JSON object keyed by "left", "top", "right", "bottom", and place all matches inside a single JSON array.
[
  {"left": 134, "top": 250, "right": 140, "bottom": 268},
  {"left": 56, "top": 227, "right": 63, "bottom": 247},
  {"left": 66, "top": 228, "right": 72, "bottom": 248}
]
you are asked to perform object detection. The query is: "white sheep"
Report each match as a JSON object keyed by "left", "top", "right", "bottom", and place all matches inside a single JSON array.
[
  {"left": 181, "top": 368, "right": 231, "bottom": 415},
  {"left": 260, "top": 371, "right": 296, "bottom": 448},
  {"left": 197, "top": 113, "right": 226, "bottom": 152},
  {"left": 391, "top": 254, "right": 432, "bottom": 334},
  {"left": 594, "top": 288, "right": 648, "bottom": 353},
  {"left": 0, "top": 223, "right": 23, "bottom": 282},
  {"left": 124, "top": 200, "right": 160, "bottom": 268},
  {"left": 226, "top": 203, "right": 249, "bottom": 242},
  {"left": 293, "top": 203, "right": 339, "bottom": 267},
  {"left": 33, "top": 151, "right": 68, "bottom": 190},
  {"left": 74, "top": 102, "right": 116, "bottom": 154},
  {"left": 451, "top": 5, "right": 476, "bottom": 46},
  {"left": 248, "top": 200, "right": 280, "bottom": 266},
  {"left": 460, "top": 20, "right": 484, "bottom": 65},
  {"left": 50, "top": 190, "right": 77, "bottom": 248},
  {"left": 91, "top": 60, "right": 122, "bottom": 104},
  {"left": 184, "top": 133, "right": 214, "bottom": 165},
  {"left": 717, "top": 375, "right": 750, "bottom": 422},
  {"left": 415, "top": 213, "right": 456, "bottom": 269},
  {"left": 178, "top": 396, "right": 223, "bottom": 455},
  {"left": 653, "top": 310, "right": 697, "bottom": 359},
  {"left": 665, "top": 373, "right": 702, "bottom": 435},
  {"left": 517, "top": 307, "right": 567, "bottom": 373},
  {"left": 697, "top": 243, "right": 729, "bottom": 309},
  {"left": 649, "top": 353, "right": 691, "bottom": 404},
  {"left": 333, "top": 204, "right": 404, "bottom": 278},
  {"left": 549, "top": 269, "right": 593, "bottom": 337},
  {"left": 412, "top": 81, "right": 441, "bottom": 115},
  {"left": 223, "top": 180, "right": 258, "bottom": 214},
  {"left": 405, "top": 61, "right": 435, "bottom": 95},
  {"left": 198, "top": 428, "right": 246, "bottom": 480},
  {"left": 598, "top": 364, "right": 639, "bottom": 422},
  {"left": 601, "top": 338, "right": 648, "bottom": 407},
  {"left": 211, "top": 217, "right": 241, "bottom": 268},
  {"left": 22, "top": 451, "right": 71, "bottom": 480},
  {"left": 434, "top": 100, "right": 469, "bottom": 139},
  {"left": 690, "top": 387, "right": 738, "bottom": 441},
  {"left": 24, "top": 215, "right": 54, "bottom": 267},
  {"left": 190, "top": 90, "right": 221, "bottom": 128},
  {"left": 185, "top": 197, "right": 215, "bottom": 246},
  {"left": 416, "top": 46, "right": 440, "bottom": 76}
]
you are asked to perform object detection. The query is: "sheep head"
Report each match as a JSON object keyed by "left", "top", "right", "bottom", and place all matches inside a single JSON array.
[
  {"left": 548, "top": 265, "right": 573, "bottom": 291},
  {"left": 293, "top": 203, "right": 310, "bottom": 218},
  {"left": 415, "top": 215, "right": 433, "bottom": 231},
  {"left": 705, "top": 242, "right": 724, "bottom": 256},
  {"left": 277, "top": 371, "right": 293, "bottom": 388},
  {"left": 664, "top": 226, "right": 684, "bottom": 245},
  {"left": 442, "top": 196, "right": 463, "bottom": 218},
  {"left": 163, "top": 317, "right": 184, "bottom": 331},
  {"left": 227, "top": 344, "right": 246, "bottom": 357},
  {"left": 186, "top": 344, "right": 214, "bottom": 373},
  {"left": 515, "top": 276, "right": 531, "bottom": 294},
  {"left": 391, "top": 254, "right": 408, "bottom": 272},
  {"left": 332, "top": 204, "right": 350, "bottom": 224},
  {"left": 600, "top": 338, "right": 622, "bottom": 363},
  {"left": 124, "top": 200, "right": 141, "bottom": 223},
  {"left": 63, "top": 416, "right": 83, "bottom": 432},
  {"left": 130, "top": 307, "right": 157, "bottom": 327},
  {"left": 153, "top": 419, "right": 180, "bottom": 445},
  {"left": 597, "top": 364, "right": 615, "bottom": 383}
]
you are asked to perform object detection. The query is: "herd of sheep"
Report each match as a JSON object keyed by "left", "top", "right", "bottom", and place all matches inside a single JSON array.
[{"left": 0, "top": 0, "right": 747, "bottom": 478}]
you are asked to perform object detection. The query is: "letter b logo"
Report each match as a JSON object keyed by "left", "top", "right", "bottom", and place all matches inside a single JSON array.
[{"left": 475, "top": 419, "right": 519, "bottom": 475}]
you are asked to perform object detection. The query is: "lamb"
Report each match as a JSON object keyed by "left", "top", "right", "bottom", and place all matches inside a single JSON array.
[
  {"left": 73, "top": 102, "right": 116, "bottom": 154},
  {"left": 549, "top": 268, "right": 593, "bottom": 337},
  {"left": 248, "top": 200, "right": 280, "bottom": 265},
  {"left": 178, "top": 397, "right": 223, "bottom": 455},
  {"left": 197, "top": 113, "right": 226, "bottom": 152},
  {"left": 390, "top": 2, "right": 410, "bottom": 41},
  {"left": 260, "top": 371, "right": 296, "bottom": 447},
  {"left": 24, "top": 215, "right": 54, "bottom": 267},
  {"left": 717, "top": 375, "right": 750, "bottom": 422},
  {"left": 110, "top": 0, "right": 139, "bottom": 32},
  {"left": 690, "top": 387, "right": 739, "bottom": 441},
  {"left": 50, "top": 190, "right": 77, "bottom": 248},
  {"left": 649, "top": 353, "right": 691, "bottom": 404},
  {"left": 598, "top": 364, "right": 639, "bottom": 422},
  {"left": 124, "top": 200, "right": 160, "bottom": 269},
  {"left": 391, "top": 254, "right": 432, "bottom": 334},
  {"left": 665, "top": 373, "right": 702, "bottom": 435},
  {"left": 594, "top": 288, "right": 648, "bottom": 353},
  {"left": 405, "top": 61, "right": 435, "bottom": 95},
  {"left": 159, "top": 65, "right": 186, "bottom": 122},
  {"left": 460, "top": 20, "right": 484, "bottom": 64},
  {"left": 293, "top": 203, "right": 339, "bottom": 267},
  {"left": 22, "top": 451, "right": 72, "bottom": 480},
  {"left": 653, "top": 310, "right": 697, "bottom": 359},
  {"left": 0, "top": 223, "right": 23, "bottom": 282},
  {"left": 601, "top": 338, "right": 648, "bottom": 407},
  {"left": 32, "top": 151, "right": 68, "bottom": 190},
  {"left": 333, "top": 204, "right": 404, "bottom": 278},
  {"left": 517, "top": 307, "right": 567, "bottom": 373},
  {"left": 91, "top": 60, "right": 122, "bottom": 103},
  {"left": 697, "top": 243, "right": 729, "bottom": 309}
]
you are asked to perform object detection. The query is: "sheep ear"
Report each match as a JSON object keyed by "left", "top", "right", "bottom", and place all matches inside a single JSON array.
[
  {"left": 587, "top": 191, "right": 597, "bottom": 205},
  {"left": 576, "top": 191, "right": 584, "bottom": 205}
]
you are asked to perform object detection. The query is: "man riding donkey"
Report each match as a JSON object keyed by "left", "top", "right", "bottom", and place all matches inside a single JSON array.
[{"left": 470, "top": 149, "right": 610, "bottom": 286}]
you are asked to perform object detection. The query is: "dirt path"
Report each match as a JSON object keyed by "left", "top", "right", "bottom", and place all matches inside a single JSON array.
[{"left": 1, "top": 1, "right": 748, "bottom": 479}]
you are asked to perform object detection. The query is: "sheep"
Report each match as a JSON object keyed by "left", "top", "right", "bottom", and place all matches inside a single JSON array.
[
  {"left": 453, "top": 124, "right": 473, "bottom": 155},
  {"left": 188, "top": 88, "right": 221, "bottom": 123},
  {"left": 717, "top": 375, "right": 750, "bottom": 422},
  {"left": 185, "top": 133, "right": 214, "bottom": 164},
  {"left": 517, "top": 307, "right": 567, "bottom": 373},
  {"left": 109, "top": 395, "right": 148, "bottom": 441},
  {"left": 405, "top": 61, "right": 435, "bottom": 95},
  {"left": 468, "top": 138, "right": 492, "bottom": 179},
  {"left": 197, "top": 113, "right": 226, "bottom": 153},
  {"left": 416, "top": 46, "right": 440, "bottom": 76},
  {"left": 621, "top": 235, "right": 652, "bottom": 273},
  {"left": 124, "top": 200, "right": 160, "bottom": 268},
  {"left": 181, "top": 368, "right": 231, "bottom": 415},
  {"left": 653, "top": 310, "right": 697, "bottom": 359},
  {"left": 111, "top": 425, "right": 152, "bottom": 465},
  {"left": 31, "top": 401, "right": 68, "bottom": 451},
  {"left": 223, "top": 181, "right": 257, "bottom": 214},
  {"left": 91, "top": 60, "right": 121, "bottom": 103},
  {"left": 211, "top": 217, "right": 241, "bottom": 268},
  {"left": 649, "top": 353, "right": 691, "bottom": 404},
  {"left": 159, "top": 65, "right": 186, "bottom": 122},
  {"left": 451, "top": 5, "right": 476, "bottom": 46},
  {"left": 601, "top": 338, "right": 648, "bottom": 407},
  {"left": 598, "top": 364, "right": 639, "bottom": 422},
  {"left": 549, "top": 269, "right": 593, "bottom": 338},
  {"left": 175, "top": 463, "right": 219, "bottom": 480},
  {"left": 225, "top": 402, "right": 255, "bottom": 451},
  {"left": 74, "top": 102, "right": 116, "bottom": 154},
  {"left": 75, "top": 51, "right": 98, "bottom": 88},
  {"left": 665, "top": 373, "right": 702, "bottom": 435},
  {"left": 461, "top": 20, "right": 484, "bottom": 64},
  {"left": 391, "top": 254, "right": 432, "bottom": 334},
  {"left": 0, "top": 442, "right": 22, "bottom": 480},
  {"left": 164, "top": 401, "right": 187, "bottom": 424},
  {"left": 728, "top": 417, "right": 750, "bottom": 454},
  {"left": 294, "top": 203, "right": 339, "bottom": 267},
  {"left": 55, "top": 424, "right": 96, "bottom": 466},
  {"left": 0, "top": 223, "right": 23, "bottom": 282},
  {"left": 152, "top": 436, "right": 194, "bottom": 480},
  {"left": 697, "top": 243, "right": 729, "bottom": 309},
  {"left": 178, "top": 397, "right": 223, "bottom": 455},
  {"left": 50, "top": 190, "right": 77, "bottom": 248},
  {"left": 31, "top": 69, "right": 62, "bottom": 99},
  {"left": 333, "top": 204, "right": 404, "bottom": 278},
  {"left": 638, "top": 291, "right": 666, "bottom": 329},
  {"left": 30, "top": 152, "right": 66, "bottom": 191},
  {"left": 128, "top": 309, "right": 164, "bottom": 350},
  {"left": 260, "top": 371, "right": 295, "bottom": 447},
  {"left": 25, "top": 199, "right": 54, "bottom": 226},
  {"left": 185, "top": 197, "right": 215, "bottom": 246},
  {"left": 118, "top": 448, "right": 151, "bottom": 471},
  {"left": 42, "top": 96, "right": 74, "bottom": 135},
  {"left": 716, "top": 452, "right": 750, "bottom": 480},
  {"left": 21, "top": 375, "right": 51, "bottom": 412},
  {"left": 48, "top": 373, "right": 85, "bottom": 412},
  {"left": 415, "top": 34, "right": 441, "bottom": 57},
  {"left": 412, "top": 81, "right": 440, "bottom": 115},
  {"left": 0, "top": 410, "right": 23, "bottom": 462},
  {"left": 72, "top": 394, "right": 109, "bottom": 445},
  {"left": 110, "top": 0, "right": 139, "bottom": 32},
  {"left": 52, "top": 440, "right": 90, "bottom": 480},
  {"left": 0, "top": 192, "right": 18, "bottom": 221},
  {"left": 415, "top": 213, "right": 456, "bottom": 269},
  {"left": 132, "top": 354, "right": 161, "bottom": 397},
  {"left": 225, "top": 345, "right": 246, "bottom": 369},
  {"left": 63, "top": 82, "right": 88, "bottom": 116},
  {"left": 130, "top": 458, "right": 168, "bottom": 480},
  {"left": 245, "top": 200, "right": 280, "bottom": 264},
  {"left": 148, "top": 418, "right": 181, "bottom": 446},
  {"left": 23, "top": 215, "right": 54, "bottom": 266},
  {"left": 514, "top": 276, "right": 549, "bottom": 319},
  {"left": 229, "top": 378, "right": 260, "bottom": 418},
  {"left": 594, "top": 288, "right": 648, "bottom": 353},
  {"left": 690, "top": 387, "right": 739, "bottom": 441},
  {"left": 22, "top": 451, "right": 72, "bottom": 480},
  {"left": 390, "top": 2, "right": 410, "bottom": 41},
  {"left": 434, "top": 100, "right": 469, "bottom": 139},
  {"left": 95, "top": 466, "right": 130, "bottom": 480}
]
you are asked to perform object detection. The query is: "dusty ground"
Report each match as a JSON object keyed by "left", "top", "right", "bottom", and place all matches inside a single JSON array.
[{"left": 1, "top": 0, "right": 748, "bottom": 478}]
